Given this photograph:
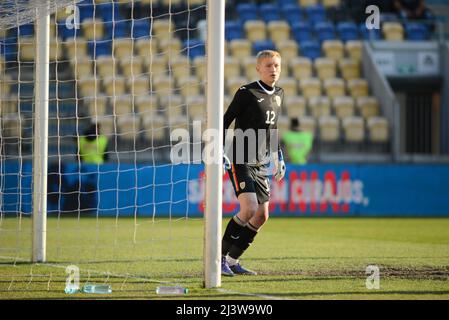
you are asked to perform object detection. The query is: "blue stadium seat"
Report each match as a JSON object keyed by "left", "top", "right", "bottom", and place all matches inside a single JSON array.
[
  {"left": 278, "top": 0, "right": 297, "bottom": 5},
  {"left": 132, "top": 19, "right": 151, "bottom": 39},
  {"left": 292, "top": 21, "right": 313, "bottom": 43},
  {"left": 299, "top": 40, "right": 321, "bottom": 60},
  {"left": 259, "top": 4, "right": 281, "bottom": 23},
  {"left": 315, "top": 22, "right": 336, "bottom": 42},
  {"left": 0, "top": 38, "right": 17, "bottom": 62},
  {"left": 236, "top": 3, "right": 258, "bottom": 23},
  {"left": 338, "top": 22, "right": 359, "bottom": 42},
  {"left": 280, "top": 3, "right": 303, "bottom": 25},
  {"left": 77, "top": 0, "right": 95, "bottom": 21},
  {"left": 183, "top": 39, "right": 205, "bottom": 59},
  {"left": 104, "top": 20, "right": 129, "bottom": 39},
  {"left": 97, "top": 2, "right": 121, "bottom": 23},
  {"left": 253, "top": 40, "right": 276, "bottom": 54},
  {"left": 225, "top": 21, "right": 244, "bottom": 41},
  {"left": 18, "top": 24, "right": 34, "bottom": 36},
  {"left": 405, "top": 23, "right": 430, "bottom": 41},
  {"left": 88, "top": 40, "right": 112, "bottom": 58},
  {"left": 306, "top": 5, "right": 327, "bottom": 24},
  {"left": 359, "top": 23, "right": 382, "bottom": 40}
]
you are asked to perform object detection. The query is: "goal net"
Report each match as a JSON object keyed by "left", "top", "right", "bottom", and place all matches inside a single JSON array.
[{"left": 0, "top": 0, "right": 222, "bottom": 294}]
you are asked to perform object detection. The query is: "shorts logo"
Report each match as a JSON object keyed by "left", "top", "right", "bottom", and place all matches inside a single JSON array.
[
  {"left": 239, "top": 182, "right": 246, "bottom": 190},
  {"left": 275, "top": 95, "right": 281, "bottom": 107}
]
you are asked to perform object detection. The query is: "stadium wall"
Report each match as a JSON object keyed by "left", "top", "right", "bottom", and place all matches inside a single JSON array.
[{"left": 2, "top": 163, "right": 449, "bottom": 217}]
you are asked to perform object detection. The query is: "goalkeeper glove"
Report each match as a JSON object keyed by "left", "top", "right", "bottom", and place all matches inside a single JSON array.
[
  {"left": 274, "top": 149, "right": 286, "bottom": 182},
  {"left": 223, "top": 151, "right": 231, "bottom": 175}
]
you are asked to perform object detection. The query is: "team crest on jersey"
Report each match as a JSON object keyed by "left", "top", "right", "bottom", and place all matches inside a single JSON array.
[
  {"left": 275, "top": 95, "right": 281, "bottom": 107},
  {"left": 239, "top": 182, "right": 246, "bottom": 190}
]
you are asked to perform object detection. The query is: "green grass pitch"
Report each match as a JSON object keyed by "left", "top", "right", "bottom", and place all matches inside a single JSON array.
[{"left": 0, "top": 217, "right": 448, "bottom": 299}]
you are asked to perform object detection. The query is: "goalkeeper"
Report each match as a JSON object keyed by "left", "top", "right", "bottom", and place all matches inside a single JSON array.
[{"left": 221, "top": 50, "right": 286, "bottom": 276}]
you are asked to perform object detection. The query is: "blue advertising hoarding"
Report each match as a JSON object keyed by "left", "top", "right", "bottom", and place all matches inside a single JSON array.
[{"left": 2, "top": 163, "right": 449, "bottom": 216}]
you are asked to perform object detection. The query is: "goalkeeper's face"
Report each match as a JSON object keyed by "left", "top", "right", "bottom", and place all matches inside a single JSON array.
[{"left": 256, "top": 56, "right": 281, "bottom": 86}]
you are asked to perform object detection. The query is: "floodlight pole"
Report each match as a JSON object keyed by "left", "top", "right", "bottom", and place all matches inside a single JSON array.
[
  {"left": 32, "top": 3, "right": 50, "bottom": 263},
  {"left": 204, "top": 0, "right": 225, "bottom": 288}
]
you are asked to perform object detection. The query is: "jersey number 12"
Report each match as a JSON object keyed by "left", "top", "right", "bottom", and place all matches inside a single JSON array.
[{"left": 265, "top": 110, "right": 275, "bottom": 125}]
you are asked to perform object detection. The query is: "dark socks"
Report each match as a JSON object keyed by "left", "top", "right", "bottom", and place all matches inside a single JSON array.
[
  {"left": 228, "top": 222, "right": 259, "bottom": 260},
  {"left": 221, "top": 215, "right": 246, "bottom": 256}
]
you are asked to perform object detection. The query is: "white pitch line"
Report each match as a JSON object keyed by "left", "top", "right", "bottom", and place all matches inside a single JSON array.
[{"left": 216, "top": 288, "right": 292, "bottom": 300}]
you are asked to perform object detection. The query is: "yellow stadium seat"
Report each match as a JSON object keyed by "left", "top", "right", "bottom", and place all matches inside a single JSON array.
[
  {"left": 64, "top": 37, "right": 89, "bottom": 59},
  {"left": 18, "top": 37, "right": 35, "bottom": 61},
  {"left": 345, "top": 40, "right": 363, "bottom": 61},
  {"left": 2, "top": 115, "right": 22, "bottom": 139},
  {"left": 226, "top": 77, "right": 248, "bottom": 96},
  {"left": 152, "top": 74, "right": 174, "bottom": 96},
  {"left": 135, "top": 95, "right": 158, "bottom": 116},
  {"left": 322, "top": 40, "right": 344, "bottom": 60},
  {"left": 322, "top": 0, "right": 341, "bottom": 8},
  {"left": 135, "top": 38, "right": 159, "bottom": 57},
  {"left": 285, "top": 96, "right": 307, "bottom": 118},
  {"left": 299, "top": 0, "right": 318, "bottom": 7},
  {"left": 153, "top": 19, "right": 176, "bottom": 39},
  {"left": 113, "top": 38, "right": 134, "bottom": 59},
  {"left": 290, "top": 57, "right": 312, "bottom": 80},
  {"left": 120, "top": 56, "right": 144, "bottom": 78},
  {"left": 128, "top": 75, "right": 150, "bottom": 96},
  {"left": 78, "top": 76, "right": 101, "bottom": 98},
  {"left": 229, "top": 39, "right": 252, "bottom": 61},
  {"left": 356, "top": 96, "right": 380, "bottom": 119},
  {"left": 111, "top": 96, "right": 133, "bottom": 115},
  {"left": 171, "top": 55, "right": 191, "bottom": 81},
  {"left": 298, "top": 116, "right": 316, "bottom": 134},
  {"left": 160, "top": 0, "right": 183, "bottom": 6},
  {"left": 333, "top": 96, "right": 355, "bottom": 119},
  {"left": 94, "top": 115, "right": 116, "bottom": 137},
  {"left": 160, "top": 94, "right": 185, "bottom": 121},
  {"left": 308, "top": 96, "right": 331, "bottom": 118},
  {"left": 187, "top": 0, "right": 206, "bottom": 5},
  {"left": 315, "top": 57, "right": 337, "bottom": 80},
  {"left": 117, "top": 114, "right": 141, "bottom": 141},
  {"left": 50, "top": 40, "right": 64, "bottom": 61},
  {"left": 178, "top": 75, "right": 201, "bottom": 97},
  {"left": 71, "top": 56, "right": 93, "bottom": 78},
  {"left": 242, "top": 56, "right": 258, "bottom": 81},
  {"left": 158, "top": 37, "right": 182, "bottom": 59},
  {"left": 244, "top": 20, "right": 266, "bottom": 42},
  {"left": 277, "top": 40, "right": 299, "bottom": 65},
  {"left": 367, "top": 116, "right": 389, "bottom": 143},
  {"left": 300, "top": 78, "right": 321, "bottom": 98},
  {"left": 324, "top": 78, "right": 345, "bottom": 98},
  {"left": 267, "top": 21, "right": 290, "bottom": 44},
  {"left": 142, "top": 114, "right": 166, "bottom": 141},
  {"left": 193, "top": 56, "right": 206, "bottom": 81},
  {"left": 186, "top": 95, "right": 206, "bottom": 120},
  {"left": 342, "top": 116, "right": 365, "bottom": 143},
  {"left": 103, "top": 76, "right": 127, "bottom": 97},
  {"left": 83, "top": 95, "right": 108, "bottom": 116},
  {"left": 225, "top": 56, "right": 242, "bottom": 79},
  {"left": 348, "top": 78, "right": 369, "bottom": 98},
  {"left": 277, "top": 115, "right": 291, "bottom": 138},
  {"left": 143, "top": 56, "right": 167, "bottom": 76},
  {"left": 96, "top": 56, "right": 118, "bottom": 78},
  {"left": 82, "top": 18, "right": 104, "bottom": 40},
  {"left": 383, "top": 22, "right": 404, "bottom": 41},
  {"left": 318, "top": 116, "right": 340, "bottom": 142},
  {"left": 0, "top": 95, "right": 18, "bottom": 115},
  {"left": 277, "top": 77, "right": 298, "bottom": 96},
  {"left": 224, "top": 95, "right": 232, "bottom": 110},
  {"left": 339, "top": 58, "right": 360, "bottom": 80}
]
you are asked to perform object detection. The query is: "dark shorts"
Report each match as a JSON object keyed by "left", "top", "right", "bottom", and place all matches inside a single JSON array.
[{"left": 227, "top": 163, "right": 270, "bottom": 204}]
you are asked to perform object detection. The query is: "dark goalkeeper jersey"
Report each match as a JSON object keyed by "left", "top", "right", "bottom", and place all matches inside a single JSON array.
[{"left": 223, "top": 80, "right": 284, "bottom": 166}]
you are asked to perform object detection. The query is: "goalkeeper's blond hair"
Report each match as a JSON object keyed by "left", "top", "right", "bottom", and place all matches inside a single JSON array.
[{"left": 256, "top": 50, "right": 281, "bottom": 64}]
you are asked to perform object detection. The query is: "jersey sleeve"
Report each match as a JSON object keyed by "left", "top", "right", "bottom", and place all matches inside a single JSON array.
[{"left": 223, "top": 87, "right": 247, "bottom": 143}]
